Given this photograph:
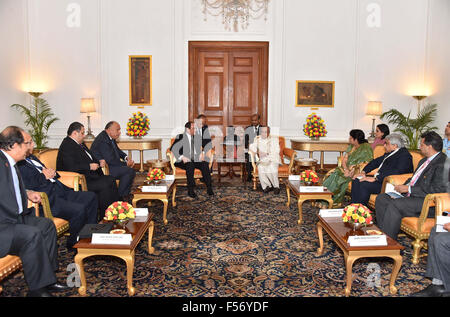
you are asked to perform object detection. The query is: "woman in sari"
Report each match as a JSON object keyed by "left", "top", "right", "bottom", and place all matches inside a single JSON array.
[{"left": 322, "top": 129, "right": 373, "bottom": 206}]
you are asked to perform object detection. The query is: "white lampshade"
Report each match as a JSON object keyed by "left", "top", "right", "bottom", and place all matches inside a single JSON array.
[
  {"left": 366, "top": 101, "right": 382, "bottom": 116},
  {"left": 80, "top": 98, "right": 95, "bottom": 113}
]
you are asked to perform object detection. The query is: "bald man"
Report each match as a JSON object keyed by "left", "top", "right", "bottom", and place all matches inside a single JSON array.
[{"left": 90, "top": 121, "right": 136, "bottom": 200}]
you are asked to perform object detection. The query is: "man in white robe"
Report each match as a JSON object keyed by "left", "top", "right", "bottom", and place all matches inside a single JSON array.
[{"left": 249, "top": 127, "right": 281, "bottom": 194}]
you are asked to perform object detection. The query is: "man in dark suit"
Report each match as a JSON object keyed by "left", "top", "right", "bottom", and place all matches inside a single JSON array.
[
  {"left": 0, "top": 126, "right": 68, "bottom": 297},
  {"left": 244, "top": 114, "right": 261, "bottom": 182},
  {"left": 194, "top": 114, "right": 212, "bottom": 155},
  {"left": 375, "top": 131, "right": 449, "bottom": 239},
  {"left": 56, "top": 122, "right": 119, "bottom": 220},
  {"left": 18, "top": 139, "right": 98, "bottom": 250},
  {"left": 411, "top": 224, "right": 450, "bottom": 297},
  {"left": 350, "top": 133, "right": 413, "bottom": 206},
  {"left": 170, "top": 121, "right": 214, "bottom": 198},
  {"left": 90, "top": 121, "right": 136, "bottom": 200}
]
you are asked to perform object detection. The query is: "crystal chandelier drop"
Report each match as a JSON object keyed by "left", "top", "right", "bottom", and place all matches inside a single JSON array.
[{"left": 201, "top": 0, "right": 270, "bottom": 32}]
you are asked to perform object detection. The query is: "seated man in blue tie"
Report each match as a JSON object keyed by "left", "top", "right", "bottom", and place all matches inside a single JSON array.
[
  {"left": 90, "top": 121, "right": 136, "bottom": 201},
  {"left": 17, "top": 138, "right": 98, "bottom": 251},
  {"left": 350, "top": 133, "right": 413, "bottom": 206},
  {"left": 1, "top": 126, "right": 69, "bottom": 297}
]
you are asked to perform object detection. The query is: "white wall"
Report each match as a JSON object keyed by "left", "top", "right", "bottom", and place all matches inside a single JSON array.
[
  {"left": 427, "top": 0, "right": 450, "bottom": 136},
  {"left": 2, "top": 0, "right": 449, "bottom": 162},
  {"left": 0, "top": 0, "right": 28, "bottom": 129}
]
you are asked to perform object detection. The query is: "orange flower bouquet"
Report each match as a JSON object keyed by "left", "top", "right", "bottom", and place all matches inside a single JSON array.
[
  {"left": 300, "top": 169, "right": 319, "bottom": 185},
  {"left": 104, "top": 201, "right": 136, "bottom": 224},
  {"left": 126, "top": 111, "right": 150, "bottom": 137},
  {"left": 303, "top": 113, "right": 327, "bottom": 139},
  {"left": 342, "top": 203, "right": 373, "bottom": 229},
  {"left": 147, "top": 168, "right": 165, "bottom": 184}
]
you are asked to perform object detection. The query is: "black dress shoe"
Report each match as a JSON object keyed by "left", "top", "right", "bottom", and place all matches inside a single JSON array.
[
  {"left": 273, "top": 187, "right": 280, "bottom": 195},
  {"left": 263, "top": 187, "right": 272, "bottom": 193},
  {"left": 188, "top": 191, "right": 197, "bottom": 199},
  {"left": 410, "top": 284, "right": 450, "bottom": 297},
  {"left": 207, "top": 188, "right": 214, "bottom": 196},
  {"left": 27, "top": 288, "right": 53, "bottom": 297},
  {"left": 46, "top": 283, "right": 70, "bottom": 292}
]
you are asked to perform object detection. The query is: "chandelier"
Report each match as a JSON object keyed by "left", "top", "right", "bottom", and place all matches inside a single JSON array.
[{"left": 201, "top": 0, "right": 270, "bottom": 32}]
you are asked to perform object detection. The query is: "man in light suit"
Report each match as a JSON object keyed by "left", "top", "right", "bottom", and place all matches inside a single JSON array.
[
  {"left": 351, "top": 133, "right": 413, "bottom": 206},
  {"left": 90, "top": 121, "right": 136, "bottom": 200},
  {"left": 0, "top": 126, "right": 68, "bottom": 297},
  {"left": 57, "top": 122, "right": 119, "bottom": 220},
  {"left": 375, "top": 131, "right": 449, "bottom": 240},
  {"left": 18, "top": 140, "right": 98, "bottom": 250},
  {"left": 244, "top": 114, "right": 261, "bottom": 182},
  {"left": 170, "top": 121, "right": 214, "bottom": 199}
]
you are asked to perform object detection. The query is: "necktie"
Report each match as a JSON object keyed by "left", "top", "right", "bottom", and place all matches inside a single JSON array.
[
  {"left": 13, "top": 164, "right": 24, "bottom": 214},
  {"left": 409, "top": 159, "right": 431, "bottom": 187},
  {"left": 190, "top": 136, "right": 195, "bottom": 161},
  {"left": 111, "top": 139, "right": 121, "bottom": 159}
]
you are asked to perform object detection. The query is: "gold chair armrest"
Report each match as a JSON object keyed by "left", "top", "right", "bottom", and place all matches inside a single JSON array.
[
  {"left": 58, "top": 171, "right": 87, "bottom": 191},
  {"left": 28, "top": 192, "right": 53, "bottom": 220},
  {"left": 283, "top": 147, "right": 297, "bottom": 174},
  {"left": 435, "top": 194, "right": 450, "bottom": 218},
  {"left": 167, "top": 151, "right": 177, "bottom": 176},
  {"left": 385, "top": 173, "right": 413, "bottom": 186},
  {"left": 248, "top": 151, "right": 257, "bottom": 173},
  {"left": 207, "top": 149, "right": 215, "bottom": 170}
]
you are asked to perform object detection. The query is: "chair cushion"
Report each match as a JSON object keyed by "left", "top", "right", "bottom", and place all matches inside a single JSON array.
[
  {"left": 401, "top": 217, "right": 435, "bottom": 234},
  {"left": 0, "top": 255, "right": 22, "bottom": 280},
  {"left": 53, "top": 218, "right": 70, "bottom": 236},
  {"left": 175, "top": 167, "right": 204, "bottom": 179},
  {"left": 252, "top": 164, "right": 290, "bottom": 177}
]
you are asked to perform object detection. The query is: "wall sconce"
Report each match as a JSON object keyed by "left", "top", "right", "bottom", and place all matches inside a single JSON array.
[
  {"left": 28, "top": 92, "right": 43, "bottom": 98},
  {"left": 366, "top": 101, "right": 383, "bottom": 142},
  {"left": 412, "top": 95, "right": 427, "bottom": 114},
  {"left": 80, "top": 98, "right": 96, "bottom": 139}
]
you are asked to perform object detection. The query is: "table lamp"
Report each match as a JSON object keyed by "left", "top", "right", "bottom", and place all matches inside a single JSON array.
[
  {"left": 366, "top": 101, "right": 383, "bottom": 142},
  {"left": 80, "top": 98, "right": 96, "bottom": 139}
]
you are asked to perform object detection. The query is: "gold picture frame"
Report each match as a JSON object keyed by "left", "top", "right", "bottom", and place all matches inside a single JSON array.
[
  {"left": 129, "top": 55, "right": 152, "bottom": 106},
  {"left": 295, "top": 80, "right": 335, "bottom": 108}
]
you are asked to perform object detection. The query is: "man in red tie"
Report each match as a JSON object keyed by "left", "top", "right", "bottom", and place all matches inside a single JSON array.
[{"left": 375, "top": 131, "right": 449, "bottom": 239}]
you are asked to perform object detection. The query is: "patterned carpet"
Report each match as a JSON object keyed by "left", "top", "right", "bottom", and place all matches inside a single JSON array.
[{"left": 1, "top": 175, "right": 431, "bottom": 298}]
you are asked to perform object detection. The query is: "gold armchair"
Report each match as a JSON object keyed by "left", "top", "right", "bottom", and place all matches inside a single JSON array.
[
  {"left": 400, "top": 192, "right": 449, "bottom": 264},
  {"left": 166, "top": 138, "right": 215, "bottom": 206},
  {"left": 0, "top": 192, "right": 69, "bottom": 294},
  {"left": 37, "top": 149, "right": 88, "bottom": 191},
  {"left": 249, "top": 136, "right": 296, "bottom": 190}
]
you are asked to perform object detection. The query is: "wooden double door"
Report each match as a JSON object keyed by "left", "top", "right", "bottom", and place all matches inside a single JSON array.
[{"left": 189, "top": 41, "right": 269, "bottom": 134}]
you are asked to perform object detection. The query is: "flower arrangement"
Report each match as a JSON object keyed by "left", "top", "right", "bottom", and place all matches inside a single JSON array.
[
  {"left": 104, "top": 201, "right": 136, "bottom": 222},
  {"left": 126, "top": 111, "right": 150, "bottom": 137},
  {"left": 303, "top": 113, "right": 327, "bottom": 138},
  {"left": 342, "top": 203, "right": 373, "bottom": 225},
  {"left": 300, "top": 169, "right": 319, "bottom": 184},
  {"left": 147, "top": 168, "right": 166, "bottom": 182}
]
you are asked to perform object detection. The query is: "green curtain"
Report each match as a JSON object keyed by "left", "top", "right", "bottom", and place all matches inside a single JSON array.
[{"left": 323, "top": 143, "right": 373, "bottom": 204}]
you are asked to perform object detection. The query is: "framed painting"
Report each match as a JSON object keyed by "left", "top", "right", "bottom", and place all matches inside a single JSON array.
[
  {"left": 129, "top": 55, "right": 152, "bottom": 106},
  {"left": 295, "top": 80, "right": 335, "bottom": 107}
]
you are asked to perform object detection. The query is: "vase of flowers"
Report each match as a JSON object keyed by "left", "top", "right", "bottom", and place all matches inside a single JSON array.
[
  {"left": 126, "top": 111, "right": 150, "bottom": 137},
  {"left": 342, "top": 203, "right": 373, "bottom": 230},
  {"left": 147, "top": 168, "right": 166, "bottom": 185},
  {"left": 300, "top": 169, "right": 319, "bottom": 186},
  {"left": 104, "top": 201, "right": 136, "bottom": 228},
  {"left": 303, "top": 113, "right": 327, "bottom": 140}
]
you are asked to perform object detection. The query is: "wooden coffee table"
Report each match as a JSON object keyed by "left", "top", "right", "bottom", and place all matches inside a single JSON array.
[
  {"left": 316, "top": 215, "right": 404, "bottom": 296},
  {"left": 217, "top": 158, "right": 246, "bottom": 183},
  {"left": 74, "top": 213, "right": 155, "bottom": 296},
  {"left": 285, "top": 179, "right": 333, "bottom": 225},
  {"left": 132, "top": 180, "right": 175, "bottom": 225}
]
